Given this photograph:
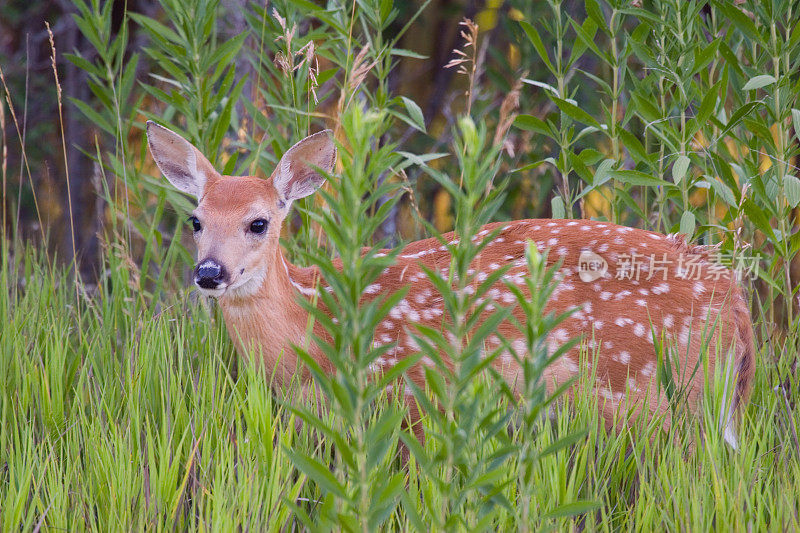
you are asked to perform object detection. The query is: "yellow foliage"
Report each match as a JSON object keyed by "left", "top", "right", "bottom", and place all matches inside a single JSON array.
[
  {"left": 508, "top": 44, "right": 520, "bottom": 70},
  {"left": 508, "top": 7, "right": 525, "bottom": 21},
  {"left": 433, "top": 189, "right": 453, "bottom": 232},
  {"left": 584, "top": 188, "right": 611, "bottom": 219},
  {"left": 715, "top": 199, "right": 729, "bottom": 223},
  {"left": 475, "top": 0, "right": 503, "bottom": 31},
  {"left": 689, "top": 187, "right": 707, "bottom": 208}
]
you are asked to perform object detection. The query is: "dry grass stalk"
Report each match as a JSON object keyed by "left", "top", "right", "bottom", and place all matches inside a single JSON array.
[
  {"left": 1, "top": 95, "right": 6, "bottom": 235},
  {"left": 273, "top": 10, "right": 319, "bottom": 107},
  {"left": 273, "top": 8, "right": 297, "bottom": 75},
  {"left": 47, "top": 21, "right": 82, "bottom": 322},
  {"left": 444, "top": 18, "right": 480, "bottom": 116},
  {"left": 0, "top": 61, "right": 45, "bottom": 244},
  {"left": 493, "top": 76, "right": 524, "bottom": 154},
  {"left": 337, "top": 45, "right": 378, "bottom": 116}
]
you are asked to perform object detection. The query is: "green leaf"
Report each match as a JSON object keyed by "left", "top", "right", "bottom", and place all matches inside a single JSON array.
[
  {"left": 784, "top": 175, "right": 800, "bottom": 208},
  {"left": 712, "top": 0, "right": 763, "bottom": 43},
  {"left": 687, "top": 80, "right": 721, "bottom": 136},
  {"left": 568, "top": 17, "right": 595, "bottom": 65},
  {"left": 64, "top": 53, "right": 102, "bottom": 78},
  {"left": 692, "top": 38, "right": 720, "bottom": 76},
  {"left": 514, "top": 114, "right": 553, "bottom": 138},
  {"left": 129, "top": 13, "right": 182, "bottom": 45},
  {"left": 522, "top": 78, "right": 559, "bottom": 97},
  {"left": 539, "top": 429, "right": 588, "bottom": 458},
  {"left": 512, "top": 160, "right": 546, "bottom": 173},
  {"left": 519, "top": 21, "right": 554, "bottom": 72},
  {"left": 708, "top": 176, "right": 736, "bottom": 207},
  {"left": 285, "top": 0, "right": 321, "bottom": 11},
  {"left": 607, "top": 170, "right": 670, "bottom": 187},
  {"left": 400, "top": 96, "right": 426, "bottom": 133},
  {"left": 284, "top": 449, "right": 347, "bottom": 500},
  {"left": 584, "top": 0, "right": 606, "bottom": 30},
  {"left": 718, "top": 42, "right": 743, "bottom": 77},
  {"left": 577, "top": 148, "right": 603, "bottom": 165},
  {"left": 543, "top": 500, "right": 603, "bottom": 519},
  {"left": 618, "top": 129, "right": 650, "bottom": 165},
  {"left": 672, "top": 155, "right": 691, "bottom": 185},
  {"left": 391, "top": 48, "right": 428, "bottom": 59},
  {"left": 592, "top": 158, "right": 616, "bottom": 188},
  {"left": 679, "top": 211, "right": 695, "bottom": 237},
  {"left": 792, "top": 109, "right": 800, "bottom": 144},
  {"left": 552, "top": 97, "right": 601, "bottom": 129},
  {"left": 742, "top": 198, "right": 776, "bottom": 242},
  {"left": 68, "top": 98, "right": 114, "bottom": 137},
  {"left": 742, "top": 74, "right": 776, "bottom": 91},
  {"left": 551, "top": 196, "right": 566, "bottom": 219},
  {"left": 396, "top": 151, "right": 449, "bottom": 169},
  {"left": 717, "top": 102, "right": 762, "bottom": 140},
  {"left": 570, "top": 17, "right": 603, "bottom": 61}
]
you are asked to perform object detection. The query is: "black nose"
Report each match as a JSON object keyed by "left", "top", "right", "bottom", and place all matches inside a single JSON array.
[{"left": 194, "top": 259, "right": 227, "bottom": 289}]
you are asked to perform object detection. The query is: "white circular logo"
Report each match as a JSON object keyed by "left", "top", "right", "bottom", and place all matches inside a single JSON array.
[{"left": 578, "top": 250, "right": 608, "bottom": 282}]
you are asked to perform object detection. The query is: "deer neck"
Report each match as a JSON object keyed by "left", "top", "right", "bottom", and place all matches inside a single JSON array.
[{"left": 216, "top": 247, "right": 322, "bottom": 385}]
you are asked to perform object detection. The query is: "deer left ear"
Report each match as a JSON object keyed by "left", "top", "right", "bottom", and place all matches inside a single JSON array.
[
  {"left": 272, "top": 129, "right": 336, "bottom": 205},
  {"left": 146, "top": 121, "right": 219, "bottom": 199}
]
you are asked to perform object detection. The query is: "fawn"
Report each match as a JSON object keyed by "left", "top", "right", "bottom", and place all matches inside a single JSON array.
[{"left": 147, "top": 122, "right": 755, "bottom": 446}]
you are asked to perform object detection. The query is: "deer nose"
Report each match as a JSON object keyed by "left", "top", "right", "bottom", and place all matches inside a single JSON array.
[{"left": 194, "top": 259, "right": 227, "bottom": 289}]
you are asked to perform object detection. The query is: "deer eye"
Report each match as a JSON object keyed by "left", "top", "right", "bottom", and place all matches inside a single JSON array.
[
  {"left": 249, "top": 219, "right": 268, "bottom": 234},
  {"left": 189, "top": 216, "right": 202, "bottom": 232}
]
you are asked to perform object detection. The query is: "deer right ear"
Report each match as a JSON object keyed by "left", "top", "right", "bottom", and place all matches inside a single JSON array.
[
  {"left": 146, "top": 121, "right": 219, "bottom": 198},
  {"left": 272, "top": 129, "right": 336, "bottom": 205}
]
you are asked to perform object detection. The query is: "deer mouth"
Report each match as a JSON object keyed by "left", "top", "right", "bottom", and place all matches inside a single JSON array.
[
  {"left": 195, "top": 284, "right": 228, "bottom": 298},
  {"left": 222, "top": 266, "right": 268, "bottom": 299}
]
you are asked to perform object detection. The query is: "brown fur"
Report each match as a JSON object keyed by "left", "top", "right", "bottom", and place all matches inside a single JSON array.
[{"left": 147, "top": 123, "right": 756, "bottom": 443}]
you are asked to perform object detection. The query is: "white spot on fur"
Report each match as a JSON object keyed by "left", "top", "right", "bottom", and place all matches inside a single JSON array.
[
  {"left": 614, "top": 351, "right": 631, "bottom": 364},
  {"left": 553, "top": 328, "right": 569, "bottom": 343},
  {"left": 679, "top": 327, "right": 690, "bottom": 346},
  {"left": 397, "top": 299, "right": 421, "bottom": 321},
  {"left": 561, "top": 356, "right": 579, "bottom": 373},
  {"left": 693, "top": 281, "right": 707, "bottom": 296},
  {"left": 652, "top": 283, "right": 670, "bottom": 295},
  {"left": 615, "top": 317, "right": 634, "bottom": 327}
]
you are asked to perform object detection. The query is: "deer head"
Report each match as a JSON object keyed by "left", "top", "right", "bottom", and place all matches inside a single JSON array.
[{"left": 146, "top": 121, "right": 336, "bottom": 299}]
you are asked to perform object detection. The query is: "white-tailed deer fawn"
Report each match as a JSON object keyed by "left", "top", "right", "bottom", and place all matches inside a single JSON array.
[{"left": 147, "top": 121, "right": 755, "bottom": 446}]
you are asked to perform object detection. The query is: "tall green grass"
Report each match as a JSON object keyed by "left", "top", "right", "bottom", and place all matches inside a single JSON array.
[
  {"left": 3, "top": 236, "right": 800, "bottom": 529},
  {"left": 2, "top": 0, "right": 800, "bottom": 529}
]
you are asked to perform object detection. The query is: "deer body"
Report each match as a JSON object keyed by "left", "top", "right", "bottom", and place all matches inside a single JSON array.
[{"left": 147, "top": 123, "right": 755, "bottom": 445}]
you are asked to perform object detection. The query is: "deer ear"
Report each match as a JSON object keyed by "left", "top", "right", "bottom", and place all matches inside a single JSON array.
[
  {"left": 146, "top": 121, "right": 219, "bottom": 198},
  {"left": 272, "top": 129, "right": 336, "bottom": 204}
]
